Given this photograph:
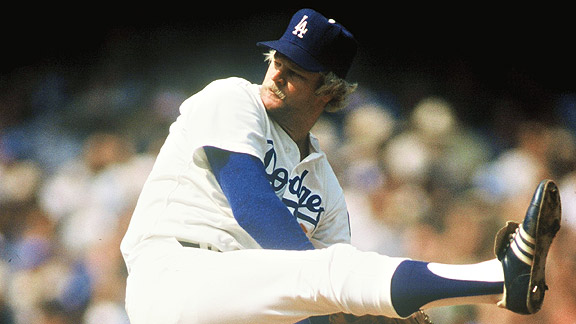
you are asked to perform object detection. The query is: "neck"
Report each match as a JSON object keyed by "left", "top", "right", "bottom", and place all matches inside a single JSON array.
[
  {"left": 295, "top": 134, "right": 310, "bottom": 160},
  {"left": 277, "top": 121, "right": 311, "bottom": 160},
  {"left": 269, "top": 111, "right": 317, "bottom": 160}
]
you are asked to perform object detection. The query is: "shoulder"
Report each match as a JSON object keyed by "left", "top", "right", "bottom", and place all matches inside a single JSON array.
[
  {"left": 201, "top": 77, "right": 257, "bottom": 96},
  {"left": 180, "top": 77, "right": 263, "bottom": 113}
]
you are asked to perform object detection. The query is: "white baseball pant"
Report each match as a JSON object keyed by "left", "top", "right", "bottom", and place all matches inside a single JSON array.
[{"left": 124, "top": 237, "right": 407, "bottom": 324}]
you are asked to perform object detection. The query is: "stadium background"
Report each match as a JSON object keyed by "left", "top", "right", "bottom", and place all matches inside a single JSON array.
[{"left": 1, "top": 4, "right": 574, "bottom": 324}]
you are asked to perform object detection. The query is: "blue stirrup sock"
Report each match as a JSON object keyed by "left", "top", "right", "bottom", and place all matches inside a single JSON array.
[{"left": 390, "top": 259, "right": 504, "bottom": 317}]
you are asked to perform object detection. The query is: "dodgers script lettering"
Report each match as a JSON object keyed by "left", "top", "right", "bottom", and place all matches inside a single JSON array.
[{"left": 264, "top": 140, "right": 324, "bottom": 226}]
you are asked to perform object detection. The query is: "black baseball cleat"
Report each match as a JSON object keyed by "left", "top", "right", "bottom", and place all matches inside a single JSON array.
[{"left": 494, "top": 179, "right": 562, "bottom": 314}]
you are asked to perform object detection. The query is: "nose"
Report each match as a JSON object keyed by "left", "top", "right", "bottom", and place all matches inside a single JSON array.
[{"left": 271, "top": 68, "right": 286, "bottom": 86}]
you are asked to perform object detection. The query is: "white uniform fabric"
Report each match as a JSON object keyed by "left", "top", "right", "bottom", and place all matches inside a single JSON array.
[
  {"left": 121, "top": 77, "right": 350, "bottom": 262},
  {"left": 121, "top": 77, "right": 405, "bottom": 323},
  {"left": 124, "top": 238, "right": 404, "bottom": 324}
]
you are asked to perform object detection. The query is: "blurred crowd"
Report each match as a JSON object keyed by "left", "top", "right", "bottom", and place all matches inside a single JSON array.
[
  {"left": 1, "top": 28, "right": 576, "bottom": 324},
  {"left": 315, "top": 94, "right": 576, "bottom": 324}
]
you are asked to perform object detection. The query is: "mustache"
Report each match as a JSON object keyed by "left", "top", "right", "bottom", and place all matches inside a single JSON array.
[{"left": 264, "top": 82, "right": 286, "bottom": 100}]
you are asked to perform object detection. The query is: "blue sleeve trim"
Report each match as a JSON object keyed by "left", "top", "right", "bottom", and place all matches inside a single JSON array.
[{"left": 205, "top": 146, "right": 315, "bottom": 250}]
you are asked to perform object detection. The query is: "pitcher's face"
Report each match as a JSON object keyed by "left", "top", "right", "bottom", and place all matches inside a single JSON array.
[{"left": 260, "top": 53, "right": 329, "bottom": 118}]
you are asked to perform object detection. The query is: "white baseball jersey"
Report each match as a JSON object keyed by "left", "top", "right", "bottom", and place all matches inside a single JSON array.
[{"left": 121, "top": 77, "right": 350, "bottom": 268}]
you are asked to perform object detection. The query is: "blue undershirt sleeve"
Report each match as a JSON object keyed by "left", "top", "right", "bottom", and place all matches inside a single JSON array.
[{"left": 204, "top": 146, "right": 315, "bottom": 251}]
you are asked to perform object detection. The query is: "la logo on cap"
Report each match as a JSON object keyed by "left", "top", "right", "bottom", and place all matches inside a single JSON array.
[{"left": 292, "top": 15, "right": 308, "bottom": 38}]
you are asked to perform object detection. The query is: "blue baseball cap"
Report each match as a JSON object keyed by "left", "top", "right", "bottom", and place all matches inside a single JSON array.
[{"left": 257, "top": 8, "right": 357, "bottom": 79}]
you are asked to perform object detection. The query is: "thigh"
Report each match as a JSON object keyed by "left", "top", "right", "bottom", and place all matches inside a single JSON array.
[
  {"left": 125, "top": 238, "right": 320, "bottom": 324},
  {"left": 184, "top": 247, "right": 333, "bottom": 323},
  {"left": 125, "top": 239, "right": 404, "bottom": 324}
]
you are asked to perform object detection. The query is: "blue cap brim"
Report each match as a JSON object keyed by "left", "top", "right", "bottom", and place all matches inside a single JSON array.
[{"left": 257, "top": 40, "right": 324, "bottom": 73}]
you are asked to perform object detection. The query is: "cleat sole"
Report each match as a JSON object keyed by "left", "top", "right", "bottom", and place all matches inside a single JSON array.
[{"left": 526, "top": 179, "right": 562, "bottom": 314}]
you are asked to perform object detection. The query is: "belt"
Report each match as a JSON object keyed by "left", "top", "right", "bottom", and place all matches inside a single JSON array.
[{"left": 178, "top": 240, "right": 221, "bottom": 252}]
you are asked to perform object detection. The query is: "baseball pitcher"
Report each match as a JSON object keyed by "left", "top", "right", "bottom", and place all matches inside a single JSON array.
[{"left": 120, "top": 8, "right": 561, "bottom": 324}]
